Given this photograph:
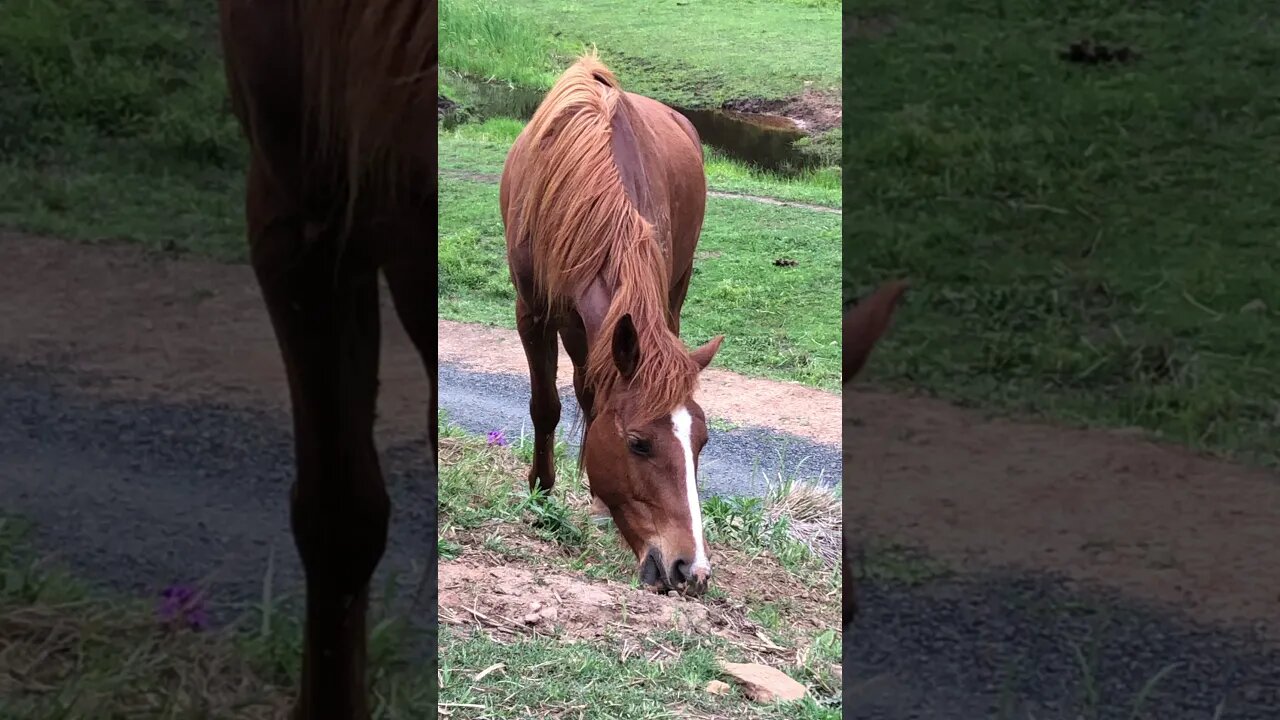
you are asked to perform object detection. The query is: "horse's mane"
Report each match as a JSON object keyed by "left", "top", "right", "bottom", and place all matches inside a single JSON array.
[
  {"left": 297, "top": 0, "right": 437, "bottom": 219},
  {"left": 517, "top": 53, "right": 698, "bottom": 423}
]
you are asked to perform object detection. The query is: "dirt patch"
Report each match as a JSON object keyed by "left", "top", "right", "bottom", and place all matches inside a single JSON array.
[
  {"left": 437, "top": 319, "right": 840, "bottom": 447},
  {"left": 0, "top": 232, "right": 425, "bottom": 444},
  {"left": 723, "top": 87, "right": 841, "bottom": 135},
  {"left": 440, "top": 560, "right": 713, "bottom": 638},
  {"left": 846, "top": 386, "right": 1280, "bottom": 639},
  {"left": 439, "top": 543, "right": 834, "bottom": 661}
]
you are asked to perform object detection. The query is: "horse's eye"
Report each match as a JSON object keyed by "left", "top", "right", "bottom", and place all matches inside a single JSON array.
[{"left": 627, "top": 436, "right": 651, "bottom": 456}]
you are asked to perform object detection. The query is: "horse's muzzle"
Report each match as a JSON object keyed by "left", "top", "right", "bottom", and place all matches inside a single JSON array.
[{"left": 639, "top": 547, "right": 710, "bottom": 596}]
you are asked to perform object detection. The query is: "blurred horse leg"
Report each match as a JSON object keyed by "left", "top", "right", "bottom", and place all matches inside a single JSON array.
[{"left": 247, "top": 164, "right": 388, "bottom": 720}]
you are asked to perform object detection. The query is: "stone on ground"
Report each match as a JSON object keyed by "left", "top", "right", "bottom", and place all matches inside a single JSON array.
[{"left": 718, "top": 661, "right": 807, "bottom": 703}]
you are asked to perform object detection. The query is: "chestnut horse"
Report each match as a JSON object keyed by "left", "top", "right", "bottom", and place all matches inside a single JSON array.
[
  {"left": 217, "top": 2, "right": 436, "bottom": 717},
  {"left": 500, "top": 54, "right": 724, "bottom": 595},
  {"left": 843, "top": 280, "right": 908, "bottom": 627}
]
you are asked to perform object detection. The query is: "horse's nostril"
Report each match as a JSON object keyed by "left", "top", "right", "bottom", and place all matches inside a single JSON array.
[
  {"left": 639, "top": 548, "right": 663, "bottom": 588},
  {"left": 670, "top": 558, "right": 691, "bottom": 586}
]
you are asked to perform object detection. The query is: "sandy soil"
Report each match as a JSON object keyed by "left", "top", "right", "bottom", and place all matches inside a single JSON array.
[
  {"left": 0, "top": 232, "right": 429, "bottom": 444},
  {"left": 846, "top": 388, "right": 1280, "bottom": 639}
]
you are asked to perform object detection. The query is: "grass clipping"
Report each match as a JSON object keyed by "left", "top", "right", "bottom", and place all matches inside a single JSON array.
[
  {"left": 765, "top": 481, "right": 841, "bottom": 568},
  {"left": 0, "top": 598, "right": 289, "bottom": 718}
]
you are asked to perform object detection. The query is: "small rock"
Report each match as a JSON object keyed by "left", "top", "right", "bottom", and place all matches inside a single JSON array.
[
  {"left": 667, "top": 590, "right": 679, "bottom": 598},
  {"left": 719, "top": 661, "right": 807, "bottom": 703},
  {"left": 522, "top": 604, "right": 557, "bottom": 625},
  {"left": 705, "top": 680, "right": 731, "bottom": 695},
  {"left": 1241, "top": 299, "right": 1267, "bottom": 314},
  {"left": 830, "top": 663, "right": 842, "bottom": 684}
]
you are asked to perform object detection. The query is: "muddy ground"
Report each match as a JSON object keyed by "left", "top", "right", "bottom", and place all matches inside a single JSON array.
[{"left": 1, "top": 233, "right": 1278, "bottom": 717}]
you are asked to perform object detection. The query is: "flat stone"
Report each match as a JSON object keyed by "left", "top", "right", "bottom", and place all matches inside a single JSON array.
[{"left": 718, "top": 661, "right": 807, "bottom": 703}]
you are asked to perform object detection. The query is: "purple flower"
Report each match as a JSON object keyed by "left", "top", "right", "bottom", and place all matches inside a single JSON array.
[
  {"left": 486, "top": 429, "right": 508, "bottom": 447},
  {"left": 158, "top": 584, "right": 208, "bottom": 631}
]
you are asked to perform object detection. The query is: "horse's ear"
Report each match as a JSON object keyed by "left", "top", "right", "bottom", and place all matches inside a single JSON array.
[
  {"left": 612, "top": 313, "right": 641, "bottom": 379},
  {"left": 690, "top": 335, "right": 724, "bottom": 371},
  {"left": 843, "top": 280, "right": 909, "bottom": 384}
]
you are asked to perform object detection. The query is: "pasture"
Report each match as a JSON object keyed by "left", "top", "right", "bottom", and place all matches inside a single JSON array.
[
  {"left": 436, "top": 0, "right": 844, "bottom": 717},
  {"left": 845, "top": 1, "right": 1280, "bottom": 717}
]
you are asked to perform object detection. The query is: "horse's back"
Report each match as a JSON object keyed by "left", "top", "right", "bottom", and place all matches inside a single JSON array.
[
  {"left": 623, "top": 92, "right": 705, "bottom": 188},
  {"left": 620, "top": 92, "right": 707, "bottom": 269}
]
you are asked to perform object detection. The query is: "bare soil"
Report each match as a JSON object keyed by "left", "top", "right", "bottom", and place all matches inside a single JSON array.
[
  {"left": 724, "top": 88, "right": 842, "bottom": 135},
  {"left": 439, "top": 538, "right": 834, "bottom": 661},
  {"left": 846, "top": 387, "right": 1280, "bottom": 639},
  {"left": 0, "top": 231, "right": 431, "bottom": 443}
]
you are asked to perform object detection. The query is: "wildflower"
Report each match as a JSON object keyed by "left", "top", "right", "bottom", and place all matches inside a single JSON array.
[
  {"left": 158, "top": 584, "right": 209, "bottom": 631},
  {"left": 486, "top": 429, "right": 508, "bottom": 447}
]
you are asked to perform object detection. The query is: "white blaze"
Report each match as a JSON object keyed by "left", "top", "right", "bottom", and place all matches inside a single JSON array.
[{"left": 671, "top": 406, "right": 710, "bottom": 573}]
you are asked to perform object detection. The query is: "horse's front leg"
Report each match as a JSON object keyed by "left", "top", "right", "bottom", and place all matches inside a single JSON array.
[
  {"left": 516, "top": 296, "right": 560, "bottom": 493},
  {"left": 248, "top": 168, "right": 388, "bottom": 720}
]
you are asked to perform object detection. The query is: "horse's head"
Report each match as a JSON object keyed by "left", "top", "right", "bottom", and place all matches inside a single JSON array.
[{"left": 584, "top": 314, "right": 724, "bottom": 596}]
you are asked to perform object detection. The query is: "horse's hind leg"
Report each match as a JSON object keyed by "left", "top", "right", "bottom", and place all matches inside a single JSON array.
[
  {"left": 667, "top": 265, "right": 693, "bottom": 335},
  {"left": 246, "top": 165, "right": 387, "bottom": 720},
  {"left": 516, "top": 296, "right": 560, "bottom": 493}
]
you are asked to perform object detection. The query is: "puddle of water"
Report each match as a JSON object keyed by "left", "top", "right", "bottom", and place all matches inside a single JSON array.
[
  {"left": 441, "top": 74, "right": 817, "bottom": 174},
  {"left": 673, "top": 106, "right": 810, "bottom": 174}
]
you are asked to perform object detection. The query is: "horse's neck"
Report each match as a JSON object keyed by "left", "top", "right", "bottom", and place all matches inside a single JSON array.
[{"left": 574, "top": 275, "right": 670, "bottom": 347}]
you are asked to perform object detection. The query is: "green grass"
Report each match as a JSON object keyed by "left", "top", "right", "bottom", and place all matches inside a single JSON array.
[
  {"left": 440, "top": 628, "right": 840, "bottom": 719},
  {"left": 439, "top": 174, "right": 842, "bottom": 390},
  {"left": 845, "top": 0, "right": 1280, "bottom": 465},
  {"left": 0, "top": 517, "right": 436, "bottom": 719},
  {"left": 439, "top": 119, "right": 842, "bottom": 207},
  {"left": 440, "top": 0, "right": 564, "bottom": 89},
  {"left": 437, "top": 419, "right": 839, "bottom": 583},
  {"left": 441, "top": 0, "right": 839, "bottom": 107},
  {"left": 436, "top": 421, "right": 841, "bottom": 718},
  {"left": 0, "top": 0, "right": 245, "bottom": 258}
]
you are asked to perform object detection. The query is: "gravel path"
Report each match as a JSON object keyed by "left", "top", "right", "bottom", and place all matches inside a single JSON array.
[
  {"left": 847, "top": 568, "right": 1280, "bottom": 719},
  {"left": 0, "top": 359, "right": 435, "bottom": 640},
  {"left": 439, "top": 362, "right": 841, "bottom": 499}
]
